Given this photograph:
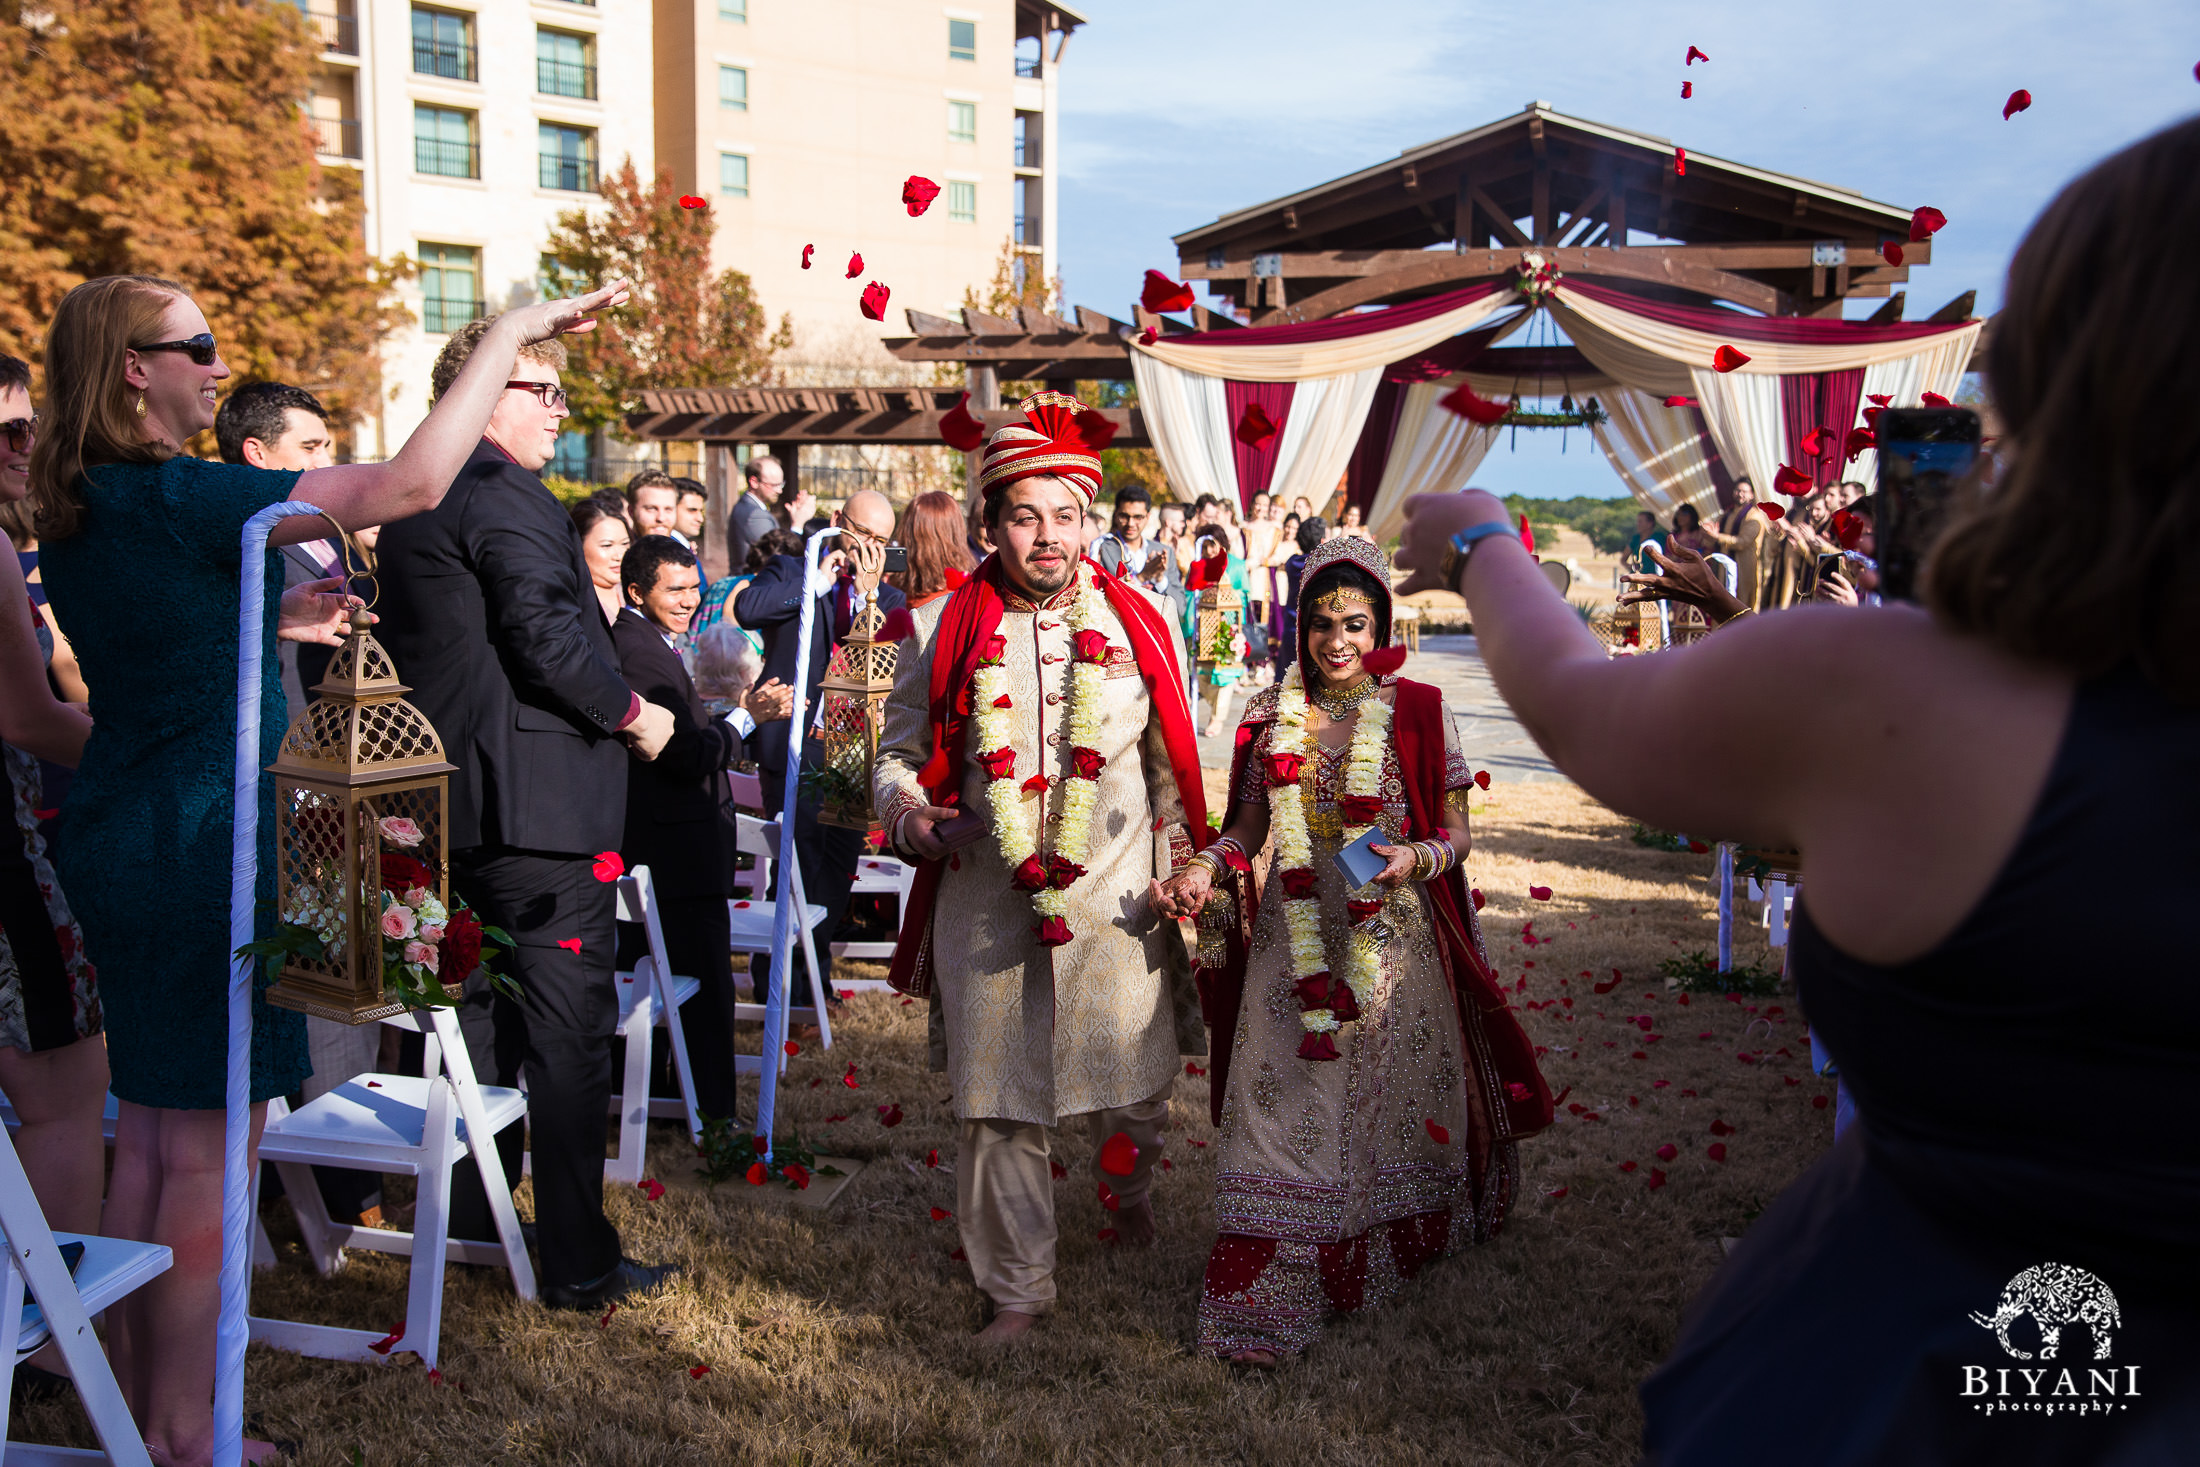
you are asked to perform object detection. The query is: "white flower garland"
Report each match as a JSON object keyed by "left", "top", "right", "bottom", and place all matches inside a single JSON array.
[
  {"left": 972, "top": 576, "right": 1108, "bottom": 940},
  {"left": 1266, "top": 663, "right": 1394, "bottom": 1047}
]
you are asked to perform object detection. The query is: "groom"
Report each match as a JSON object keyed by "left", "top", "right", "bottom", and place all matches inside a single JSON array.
[{"left": 875, "top": 391, "right": 1210, "bottom": 1341}]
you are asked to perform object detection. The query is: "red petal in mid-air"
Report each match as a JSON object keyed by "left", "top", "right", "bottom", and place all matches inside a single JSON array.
[
  {"left": 902, "top": 175, "right": 942, "bottom": 216},
  {"left": 1140, "top": 269, "right": 1196, "bottom": 314},
  {"left": 1799, "top": 427, "right": 1831, "bottom": 459},
  {"left": 859, "top": 280, "right": 891, "bottom": 321},
  {"left": 592, "top": 850, "right": 624, "bottom": 882},
  {"left": 2002, "top": 89, "right": 2032, "bottom": 121},
  {"left": 1921, "top": 391, "right": 1952, "bottom": 407},
  {"left": 801, "top": 244, "right": 814, "bottom": 269},
  {"left": 1881, "top": 241, "right": 1904, "bottom": 267},
  {"left": 1681, "top": 81, "right": 1693, "bottom": 99},
  {"left": 1098, "top": 1131, "right": 1140, "bottom": 1176},
  {"left": 1137, "top": 326, "right": 1158, "bottom": 346},
  {"left": 678, "top": 195, "right": 705, "bottom": 209},
  {"left": 1474, "top": 769, "right": 1491, "bottom": 790},
  {"left": 1712, "top": 344, "right": 1749, "bottom": 373},
  {"left": 1234, "top": 402, "right": 1278, "bottom": 447},
  {"left": 1661, "top": 395, "right": 1697, "bottom": 407},
  {"left": 1908, "top": 206, "right": 1947, "bottom": 242},
  {"left": 939, "top": 392, "right": 987, "bottom": 452},
  {"left": 844, "top": 250, "right": 864, "bottom": 280},
  {"left": 1867, "top": 393, "right": 1893, "bottom": 407},
  {"left": 1760, "top": 503, "right": 1786, "bottom": 521},
  {"left": 1362, "top": 645, "right": 1408, "bottom": 677},
  {"left": 1438, "top": 382, "right": 1510, "bottom": 425},
  {"left": 1685, "top": 45, "right": 1709, "bottom": 64},
  {"left": 1674, "top": 146, "right": 1687, "bottom": 177},
  {"left": 1772, "top": 463, "right": 1814, "bottom": 497}
]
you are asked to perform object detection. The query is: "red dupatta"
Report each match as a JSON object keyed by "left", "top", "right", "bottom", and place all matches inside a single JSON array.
[
  {"left": 1197, "top": 678, "right": 1553, "bottom": 1157},
  {"left": 885, "top": 553, "right": 1209, "bottom": 997}
]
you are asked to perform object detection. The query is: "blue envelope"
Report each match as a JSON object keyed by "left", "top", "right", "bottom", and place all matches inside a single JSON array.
[{"left": 1333, "top": 826, "right": 1390, "bottom": 889}]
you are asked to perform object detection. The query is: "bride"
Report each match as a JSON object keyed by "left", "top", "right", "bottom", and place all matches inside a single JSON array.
[{"left": 1154, "top": 534, "right": 1551, "bottom": 1364}]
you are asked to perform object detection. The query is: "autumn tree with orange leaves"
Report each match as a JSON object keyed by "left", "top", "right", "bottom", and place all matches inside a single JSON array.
[
  {"left": 0, "top": 0, "right": 408, "bottom": 431},
  {"left": 542, "top": 160, "right": 792, "bottom": 436}
]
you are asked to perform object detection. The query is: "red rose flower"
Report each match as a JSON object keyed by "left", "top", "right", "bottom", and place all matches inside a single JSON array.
[
  {"left": 1035, "top": 916, "right": 1073, "bottom": 946},
  {"left": 1337, "top": 794, "right": 1384, "bottom": 824},
  {"left": 1279, "top": 867, "right": 1318, "bottom": 900},
  {"left": 1327, "top": 979, "right": 1361, "bottom": 1023},
  {"left": 1346, "top": 898, "right": 1384, "bottom": 925},
  {"left": 1294, "top": 973, "right": 1333, "bottom": 1009},
  {"left": 1071, "top": 629, "right": 1110, "bottom": 663},
  {"left": 979, "top": 634, "right": 1007, "bottom": 666},
  {"left": 1297, "top": 1032, "right": 1341, "bottom": 1061},
  {"left": 1071, "top": 746, "right": 1105, "bottom": 780},
  {"left": 1010, "top": 854, "right": 1050, "bottom": 891},
  {"left": 1264, "top": 752, "right": 1304, "bottom": 786},
  {"left": 976, "top": 747, "right": 1016, "bottom": 782},
  {"left": 1047, "top": 853, "right": 1086, "bottom": 889},
  {"left": 380, "top": 852, "right": 433, "bottom": 895},
  {"left": 1020, "top": 774, "right": 1048, "bottom": 794},
  {"left": 437, "top": 907, "right": 485, "bottom": 982}
]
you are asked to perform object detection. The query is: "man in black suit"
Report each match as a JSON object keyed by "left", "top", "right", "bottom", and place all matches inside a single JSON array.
[
  {"left": 374, "top": 317, "right": 679, "bottom": 1311},
  {"left": 609, "top": 536, "right": 790, "bottom": 1120},
  {"left": 732, "top": 489, "right": 905, "bottom": 1006}
]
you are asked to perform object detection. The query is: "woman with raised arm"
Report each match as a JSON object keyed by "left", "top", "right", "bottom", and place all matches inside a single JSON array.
[
  {"left": 1154, "top": 535, "right": 1550, "bottom": 1366},
  {"left": 28, "top": 271, "right": 626, "bottom": 1467},
  {"left": 1393, "top": 119, "right": 2200, "bottom": 1464}
]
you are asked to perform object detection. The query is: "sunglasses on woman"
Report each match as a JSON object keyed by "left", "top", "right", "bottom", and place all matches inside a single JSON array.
[
  {"left": 135, "top": 333, "right": 220, "bottom": 367},
  {"left": 0, "top": 416, "right": 33, "bottom": 453}
]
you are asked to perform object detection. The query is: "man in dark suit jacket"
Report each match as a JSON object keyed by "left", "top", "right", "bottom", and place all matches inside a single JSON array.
[
  {"left": 724, "top": 452, "right": 790, "bottom": 574},
  {"left": 609, "top": 536, "right": 790, "bottom": 1120},
  {"left": 732, "top": 489, "right": 905, "bottom": 1006},
  {"left": 374, "top": 321, "right": 678, "bottom": 1311}
]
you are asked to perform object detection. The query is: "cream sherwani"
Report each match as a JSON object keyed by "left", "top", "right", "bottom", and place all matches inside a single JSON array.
[{"left": 875, "top": 575, "right": 1203, "bottom": 1312}]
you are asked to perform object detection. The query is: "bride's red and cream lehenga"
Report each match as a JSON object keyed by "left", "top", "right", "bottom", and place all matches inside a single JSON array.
[{"left": 1194, "top": 665, "right": 1552, "bottom": 1358}]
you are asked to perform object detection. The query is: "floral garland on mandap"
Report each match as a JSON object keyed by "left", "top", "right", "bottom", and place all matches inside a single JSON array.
[
  {"left": 1265, "top": 663, "right": 1392, "bottom": 1061},
  {"left": 970, "top": 575, "right": 1110, "bottom": 946}
]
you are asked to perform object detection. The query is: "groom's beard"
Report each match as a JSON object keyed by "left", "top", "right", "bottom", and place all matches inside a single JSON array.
[{"left": 1006, "top": 545, "right": 1075, "bottom": 598}]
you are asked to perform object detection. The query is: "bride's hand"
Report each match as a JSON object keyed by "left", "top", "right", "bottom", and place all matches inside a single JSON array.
[
  {"left": 1152, "top": 866, "right": 1214, "bottom": 919},
  {"left": 1366, "top": 842, "right": 1419, "bottom": 889}
]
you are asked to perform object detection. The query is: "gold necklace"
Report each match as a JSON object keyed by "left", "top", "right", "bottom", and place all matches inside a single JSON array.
[{"left": 1308, "top": 673, "right": 1379, "bottom": 719}]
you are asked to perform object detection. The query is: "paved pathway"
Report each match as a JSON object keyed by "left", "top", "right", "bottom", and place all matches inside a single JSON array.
[{"left": 1189, "top": 634, "right": 1567, "bottom": 785}]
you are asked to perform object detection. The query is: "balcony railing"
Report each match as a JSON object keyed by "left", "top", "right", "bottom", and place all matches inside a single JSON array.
[
  {"left": 1014, "top": 214, "right": 1037, "bottom": 246},
  {"left": 539, "top": 154, "right": 599, "bottom": 192},
  {"left": 537, "top": 58, "right": 598, "bottom": 99},
  {"left": 310, "top": 116, "right": 363, "bottom": 160},
  {"left": 412, "top": 38, "right": 477, "bottom": 81},
  {"left": 421, "top": 297, "right": 487, "bottom": 334},
  {"left": 300, "top": 6, "right": 357, "bottom": 55},
  {"left": 414, "top": 137, "right": 480, "bottom": 178}
]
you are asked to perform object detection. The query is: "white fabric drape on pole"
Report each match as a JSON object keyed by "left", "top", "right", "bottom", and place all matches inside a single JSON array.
[
  {"left": 1548, "top": 284, "right": 1984, "bottom": 374},
  {"left": 1134, "top": 288, "right": 1520, "bottom": 382},
  {"left": 1365, "top": 381, "right": 1501, "bottom": 542},
  {"left": 1687, "top": 365, "right": 1789, "bottom": 497},
  {"left": 1846, "top": 333, "right": 1979, "bottom": 490},
  {"left": 1265, "top": 367, "right": 1384, "bottom": 521},
  {"left": 1590, "top": 386, "right": 1726, "bottom": 522},
  {"left": 1127, "top": 352, "right": 1237, "bottom": 510}
]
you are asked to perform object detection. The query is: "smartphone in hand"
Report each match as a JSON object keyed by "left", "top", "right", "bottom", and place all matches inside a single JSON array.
[{"left": 1876, "top": 406, "right": 1981, "bottom": 602}]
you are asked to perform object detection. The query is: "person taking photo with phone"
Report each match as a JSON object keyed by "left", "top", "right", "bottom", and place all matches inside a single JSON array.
[{"left": 1392, "top": 116, "right": 2200, "bottom": 1465}]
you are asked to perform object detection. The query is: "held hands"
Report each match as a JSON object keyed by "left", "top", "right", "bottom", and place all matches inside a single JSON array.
[
  {"left": 504, "top": 279, "right": 633, "bottom": 345},
  {"left": 742, "top": 677, "right": 794, "bottom": 723},
  {"left": 624, "top": 699, "right": 676, "bottom": 761},
  {"left": 277, "top": 577, "right": 368, "bottom": 646},
  {"left": 1394, "top": 488, "right": 1512, "bottom": 596},
  {"left": 1151, "top": 865, "right": 1215, "bottom": 920},
  {"left": 1618, "top": 544, "right": 1748, "bottom": 626},
  {"left": 1365, "top": 843, "right": 1420, "bottom": 889},
  {"left": 901, "top": 804, "right": 961, "bottom": 861}
]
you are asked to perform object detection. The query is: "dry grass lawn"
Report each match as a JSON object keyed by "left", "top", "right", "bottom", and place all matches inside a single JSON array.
[{"left": 15, "top": 783, "right": 1832, "bottom": 1466}]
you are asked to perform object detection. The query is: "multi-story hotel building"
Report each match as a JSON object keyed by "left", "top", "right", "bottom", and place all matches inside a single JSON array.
[{"left": 299, "top": 0, "right": 656, "bottom": 465}]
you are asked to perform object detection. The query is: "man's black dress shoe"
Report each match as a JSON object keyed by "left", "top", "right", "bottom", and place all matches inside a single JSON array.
[{"left": 542, "top": 1256, "right": 678, "bottom": 1311}]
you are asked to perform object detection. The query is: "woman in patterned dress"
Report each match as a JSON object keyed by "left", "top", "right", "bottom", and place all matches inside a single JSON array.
[{"left": 1155, "top": 535, "right": 1551, "bottom": 1364}]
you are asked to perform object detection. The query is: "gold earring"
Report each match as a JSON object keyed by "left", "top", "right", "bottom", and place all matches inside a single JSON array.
[{"left": 135, "top": 391, "right": 147, "bottom": 418}]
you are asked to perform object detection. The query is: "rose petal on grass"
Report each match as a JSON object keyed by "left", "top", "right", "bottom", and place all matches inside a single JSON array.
[
  {"left": 930, "top": 1206, "right": 953, "bottom": 1222},
  {"left": 1618, "top": 1160, "right": 1638, "bottom": 1173},
  {"left": 1709, "top": 1118, "right": 1736, "bottom": 1136},
  {"left": 637, "top": 1178, "right": 665, "bottom": 1201},
  {"left": 690, "top": 1364, "right": 713, "bottom": 1378},
  {"left": 598, "top": 1302, "right": 618, "bottom": 1329},
  {"left": 368, "top": 1322, "right": 405, "bottom": 1355},
  {"left": 1646, "top": 1168, "right": 1667, "bottom": 1190},
  {"left": 1096, "top": 1228, "right": 1119, "bottom": 1243},
  {"left": 1813, "top": 1095, "right": 1831, "bottom": 1109},
  {"left": 1545, "top": 1186, "right": 1569, "bottom": 1199},
  {"left": 1529, "top": 885, "right": 1552, "bottom": 901},
  {"left": 877, "top": 1104, "right": 904, "bottom": 1127},
  {"left": 1656, "top": 1143, "right": 1678, "bottom": 1161},
  {"left": 1707, "top": 1143, "right": 1728, "bottom": 1162}
]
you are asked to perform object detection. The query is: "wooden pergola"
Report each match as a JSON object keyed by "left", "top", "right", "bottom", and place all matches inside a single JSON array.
[{"left": 626, "top": 102, "right": 1978, "bottom": 576}]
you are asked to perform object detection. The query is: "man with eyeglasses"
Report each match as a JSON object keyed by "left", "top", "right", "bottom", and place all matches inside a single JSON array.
[
  {"left": 373, "top": 318, "right": 681, "bottom": 1314},
  {"left": 734, "top": 488, "right": 907, "bottom": 1011}
]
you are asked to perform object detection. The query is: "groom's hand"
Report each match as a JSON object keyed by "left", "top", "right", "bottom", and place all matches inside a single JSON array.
[{"left": 902, "top": 804, "right": 961, "bottom": 860}]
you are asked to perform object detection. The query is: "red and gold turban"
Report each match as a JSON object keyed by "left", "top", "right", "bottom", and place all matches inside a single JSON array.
[{"left": 976, "top": 389, "right": 1117, "bottom": 508}]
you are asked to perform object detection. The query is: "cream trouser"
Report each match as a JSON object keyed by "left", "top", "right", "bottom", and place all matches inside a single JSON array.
[{"left": 956, "top": 1081, "right": 1172, "bottom": 1315}]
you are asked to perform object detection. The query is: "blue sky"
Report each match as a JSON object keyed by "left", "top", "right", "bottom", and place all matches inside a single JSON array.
[{"left": 1052, "top": 1, "right": 2199, "bottom": 499}]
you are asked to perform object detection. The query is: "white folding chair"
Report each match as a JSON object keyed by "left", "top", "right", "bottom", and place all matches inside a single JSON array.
[
  {"left": 727, "top": 769, "right": 766, "bottom": 815},
  {"left": 730, "top": 814, "right": 833, "bottom": 1060},
  {"left": 606, "top": 865, "right": 704, "bottom": 1181},
  {"left": 251, "top": 1005, "right": 534, "bottom": 1369},
  {"left": 0, "top": 1122, "right": 169, "bottom": 1466},
  {"left": 833, "top": 852, "right": 913, "bottom": 967}
]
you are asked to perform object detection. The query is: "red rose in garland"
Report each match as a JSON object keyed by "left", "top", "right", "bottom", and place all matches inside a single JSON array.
[
  {"left": 1265, "top": 752, "right": 1305, "bottom": 785},
  {"left": 1279, "top": 867, "right": 1318, "bottom": 900},
  {"left": 1337, "top": 794, "right": 1384, "bottom": 824},
  {"left": 1011, "top": 854, "right": 1050, "bottom": 891},
  {"left": 1036, "top": 916, "right": 1073, "bottom": 947},
  {"left": 1071, "top": 629, "right": 1110, "bottom": 663},
  {"left": 1071, "top": 746, "right": 1105, "bottom": 780},
  {"left": 977, "top": 747, "right": 1016, "bottom": 781}
]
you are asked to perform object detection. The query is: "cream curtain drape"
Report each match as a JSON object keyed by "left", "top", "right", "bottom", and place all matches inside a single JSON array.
[
  {"left": 1133, "top": 289, "right": 1520, "bottom": 383},
  {"left": 1549, "top": 285, "right": 1985, "bottom": 374},
  {"left": 1365, "top": 382, "right": 1500, "bottom": 542},
  {"left": 1590, "top": 387, "right": 1725, "bottom": 522},
  {"left": 1266, "top": 368, "right": 1385, "bottom": 520},
  {"left": 1128, "top": 357, "right": 1384, "bottom": 521}
]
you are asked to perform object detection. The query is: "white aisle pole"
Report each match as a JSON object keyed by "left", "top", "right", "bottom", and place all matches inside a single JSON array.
[
  {"left": 221, "top": 501, "right": 330, "bottom": 1467},
  {"left": 757, "top": 527, "right": 840, "bottom": 1161}
]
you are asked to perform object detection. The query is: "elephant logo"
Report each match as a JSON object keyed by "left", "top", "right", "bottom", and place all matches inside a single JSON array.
[{"left": 1969, "top": 1263, "right": 2121, "bottom": 1362}]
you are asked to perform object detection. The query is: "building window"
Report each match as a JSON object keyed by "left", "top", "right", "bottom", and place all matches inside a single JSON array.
[
  {"left": 948, "top": 17, "right": 975, "bottom": 61},
  {"left": 717, "top": 0, "right": 745, "bottom": 18},
  {"left": 718, "top": 65, "right": 748, "bottom": 111},
  {"left": 947, "top": 179, "right": 976, "bottom": 224},
  {"left": 1013, "top": 111, "right": 1039, "bottom": 168},
  {"left": 410, "top": 5, "right": 475, "bottom": 82},
  {"left": 296, "top": 1, "right": 359, "bottom": 56},
  {"left": 537, "top": 29, "right": 596, "bottom": 99},
  {"left": 1014, "top": 33, "right": 1040, "bottom": 78},
  {"left": 719, "top": 153, "right": 750, "bottom": 198},
  {"left": 1014, "top": 176, "right": 1036, "bottom": 245},
  {"left": 413, "top": 104, "right": 478, "bottom": 178},
  {"left": 418, "top": 243, "right": 484, "bottom": 334},
  {"left": 539, "top": 122, "right": 598, "bottom": 192},
  {"left": 947, "top": 99, "right": 976, "bottom": 144}
]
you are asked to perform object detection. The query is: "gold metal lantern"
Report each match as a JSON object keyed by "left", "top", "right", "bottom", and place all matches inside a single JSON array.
[
  {"left": 1194, "top": 584, "right": 1245, "bottom": 679},
  {"left": 262, "top": 625, "right": 459, "bottom": 1024},
  {"left": 814, "top": 592, "right": 899, "bottom": 833}
]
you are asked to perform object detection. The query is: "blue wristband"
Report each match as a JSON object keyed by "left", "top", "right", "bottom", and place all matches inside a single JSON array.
[{"left": 1450, "top": 520, "right": 1519, "bottom": 555}]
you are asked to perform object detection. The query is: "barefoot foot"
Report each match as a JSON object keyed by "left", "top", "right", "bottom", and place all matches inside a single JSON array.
[
  {"left": 974, "top": 1308, "right": 1042, "bottom": 1343},
  {"left": 1113, "top": 1198, "right": 1158, "bottom": 1247},
  {"left": 1227, "top": 1348, "right": 1280, "bottom": 1369}
]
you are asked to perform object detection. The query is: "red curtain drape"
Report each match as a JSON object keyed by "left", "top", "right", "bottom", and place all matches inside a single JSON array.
[
  {"left": 1223, "top": 380, "right": 1296, "bottom": 514},
  {"left": 1343, "top": 377, "right": 1405, "bottom": 519},
  {"left": 1779, "top": 369, "right": 1865, "bottom": 492},
  {"left": 1167, "top": 281, "right": 1507, "bottom": 348}
]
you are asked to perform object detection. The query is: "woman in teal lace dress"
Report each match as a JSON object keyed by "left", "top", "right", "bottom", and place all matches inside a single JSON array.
[{"left": 30, "top": 273, "right": 628, "bottom": 1467}]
